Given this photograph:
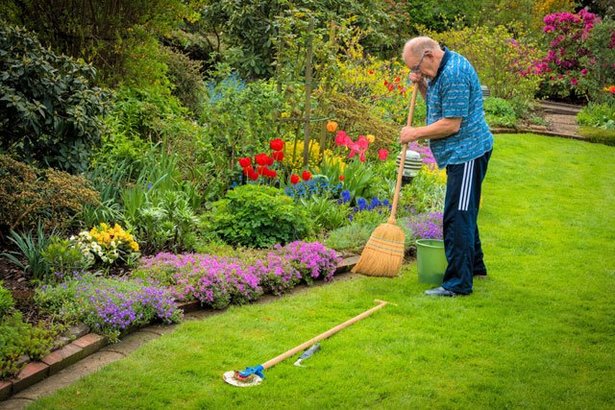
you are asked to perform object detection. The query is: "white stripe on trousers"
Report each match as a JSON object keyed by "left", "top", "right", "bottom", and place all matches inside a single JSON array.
[{"left": 458, "top": 159, "right": 475, "bottom": 211}]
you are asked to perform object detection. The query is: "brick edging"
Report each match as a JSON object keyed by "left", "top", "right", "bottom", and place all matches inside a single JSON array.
[{"left": 0, "top": 255, "right": 360, "bottom": 402}]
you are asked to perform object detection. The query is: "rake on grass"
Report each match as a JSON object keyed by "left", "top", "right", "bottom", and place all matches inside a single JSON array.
[
  {"left": 223, "top": 299, "right": 390, "bottom": 387},
  {"left": 351, "top": 85, "right": 419, "bottom": 277}
]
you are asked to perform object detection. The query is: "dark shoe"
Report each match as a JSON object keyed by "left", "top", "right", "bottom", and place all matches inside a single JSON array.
[{"left": 424, "top": 286, "right": 457, "bottom": 297}]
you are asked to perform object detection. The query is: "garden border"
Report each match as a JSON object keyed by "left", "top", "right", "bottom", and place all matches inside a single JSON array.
[{"left": 0, "top": 256, "right": 360, "bottom": 403}]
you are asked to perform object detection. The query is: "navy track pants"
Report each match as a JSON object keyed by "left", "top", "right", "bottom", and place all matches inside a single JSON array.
[{"left": 441, "top": 149, "right": 492, "bottom": 294}]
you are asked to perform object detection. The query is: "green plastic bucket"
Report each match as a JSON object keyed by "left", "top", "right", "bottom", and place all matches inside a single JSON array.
[{"left": 416, "top": 239, "right": 447, "bottom": 284}]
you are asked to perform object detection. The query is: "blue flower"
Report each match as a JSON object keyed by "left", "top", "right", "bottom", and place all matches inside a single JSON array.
[
  {"left": 357, "top": 197, "right": 368, "bottom": 211},
  {"left": 341, "top": 190, "right": 351, "bottom": 203},
  {"left": 370, "top": 197, "right": 381, "bottom": 209}
]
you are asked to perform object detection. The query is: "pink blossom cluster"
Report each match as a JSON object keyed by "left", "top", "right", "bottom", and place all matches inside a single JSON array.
[{"left": 138, "top": 241, "right": 341, "bottom": 308}]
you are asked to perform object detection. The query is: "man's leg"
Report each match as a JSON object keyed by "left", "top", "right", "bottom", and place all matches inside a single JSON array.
[
  {"left": 472, "top": 150, "right": 491, "bottom": 277},
  {"left": 440, "top": 159, "right": 478, "bottom": 295}
]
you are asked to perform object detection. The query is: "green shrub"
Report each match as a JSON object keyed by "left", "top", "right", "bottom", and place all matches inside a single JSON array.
[
  {"left": 578, "top": 127, "right": 615, "bottom": 147},
  {"left": 0, "top": 282, "right": 15, "bottom": 318},
  {"left": 399, "top": 167, "right": 446, "bottom": 216},
  {"left": 577, "top": 103, "right": 615, "bottom": 130},
  {"left": 324, "top": 223, "right": 374, "bottom": 254},
  {"left": 582, "top": 18, "right": 615, "bottom": 103},
  {"left": 0, "top": 155, "right": 100, "bottom": 234},
  {"left": 210, "top": 184, "right": 312, "bottom": 248},
  {"left": 41, "top": 237, "right": 90, "bottom": 279},
  {"left": 301, "top": 197, "right": 350, "bottom": 233},
  {"left": 0, "top": 312, "right": 54, "bottom": 378},
  {"left": 424, "top": 25, "right": 543, "bottom": 101},
  {"left": 483, "top": 97, "right": 518, "bottom": 128},
  {"left": 0, "top": 23, "right": 109, "bottom": 173}
]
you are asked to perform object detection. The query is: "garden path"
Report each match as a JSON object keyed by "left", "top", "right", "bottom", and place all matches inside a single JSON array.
[{"left": 539, "top": 100, "right": 582, "bottom": 137}]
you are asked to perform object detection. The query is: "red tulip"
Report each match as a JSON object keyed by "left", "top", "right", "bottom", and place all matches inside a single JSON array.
[
  {"left": 290, "top": 174, "right": 300, "bottom": 184},
  {"left": 243, "top": 165, "right": 254, "bottom": 176},
  {"left": 272, "top": 151, "right": 284, "bottom": 161},
  {"left": 301, "top": 170, "right": 312, "bottom": 181},
  {"left": 255, "top": 153, "right": 271, "bottom": 166},
  {"left": 270, "top": 139, "right": 284, "bottom": 151},
  {"left": 238, "top": 157, "right": 252, "bottom": 168},
  {"left": 339, "top": 175, "right": 345, "bottom": 181},
  {"left": 248, "top": 170, "right": 259, "bottom": 180}
]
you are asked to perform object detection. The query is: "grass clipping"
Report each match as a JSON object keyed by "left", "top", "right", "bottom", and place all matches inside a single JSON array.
[{"left": 351, "top": 221, "right": 405, "bottom": 277}]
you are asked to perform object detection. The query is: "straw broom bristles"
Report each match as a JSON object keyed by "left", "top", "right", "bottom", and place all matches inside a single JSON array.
[
  {"left": 351, "top": 221, "right": 405, "bottom": 276},
  {"left": 352, "top": 85, "right": 419, "bottom": 277}
]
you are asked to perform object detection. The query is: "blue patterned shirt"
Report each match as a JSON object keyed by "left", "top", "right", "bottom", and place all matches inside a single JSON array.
[{"left": 426, "top": 48, "right": 493, "bottom": 168}]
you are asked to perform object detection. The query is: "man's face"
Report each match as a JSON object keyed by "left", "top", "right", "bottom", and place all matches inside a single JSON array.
[{"left": 405, "top": 50, "right": 435, "bottom": 79}]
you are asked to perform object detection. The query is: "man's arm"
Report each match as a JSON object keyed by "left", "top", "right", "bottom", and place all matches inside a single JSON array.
[{"left": 399, "top": 117, "right": 462, "bottom": 143}]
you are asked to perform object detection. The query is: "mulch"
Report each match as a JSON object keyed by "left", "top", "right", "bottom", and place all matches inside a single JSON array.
[{"left": 0, "top": 256, "right": 45, "bottom": 324}]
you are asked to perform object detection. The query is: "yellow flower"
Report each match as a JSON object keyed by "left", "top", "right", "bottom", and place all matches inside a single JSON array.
[
  {"left": 129, "top": 241, "right": 139, "bottom": 252},
  {"left": 366, "top": 134, "right": 375, "bottom": 143}
]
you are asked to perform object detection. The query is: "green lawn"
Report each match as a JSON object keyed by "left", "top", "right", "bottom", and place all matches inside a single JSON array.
[{"left": 31, "top": 134, "right": 615, "bottom": 409}]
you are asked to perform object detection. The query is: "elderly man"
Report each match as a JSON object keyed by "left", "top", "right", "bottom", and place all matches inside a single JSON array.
[{"left": 400, "top": 36, "right": 493, "bottom": 297}]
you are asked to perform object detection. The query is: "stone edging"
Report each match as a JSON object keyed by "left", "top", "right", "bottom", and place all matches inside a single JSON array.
[
  {"left": 0, "top": 255, "right": 360, "bottom": 402},
  {"left": 490, "top": 127, "right": 586, "bottom": 141}
]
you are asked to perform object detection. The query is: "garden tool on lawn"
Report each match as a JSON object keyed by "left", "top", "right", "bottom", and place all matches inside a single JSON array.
[
  {"left": 351, "top": 84, "right": 419, "bottom": 277},
  {"left": 223, "top": 299, "right": 390, "bottom": 387},
  {"left": 293, "top": 343, "right": 321, "bottom": 367}
]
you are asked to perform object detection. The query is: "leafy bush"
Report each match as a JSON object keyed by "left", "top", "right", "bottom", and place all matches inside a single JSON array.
[
  {"left": 301, "top": 197, "right": 350, "bottom": 233},
  {"left": 0, "top": 282, "right": 15, "bottom": 318},
  {"left": 0, "top": 23, "right": 109, "bottom": 173},
  {"left": 210, "top": 184, "right": 312, "bottom": 248},
  {"left": 0, "top": 312, "right": 54, "bottom": 378},
  {"left": 577, "top": 102, "right": 615, "bottom": 130},
  {"left": 0, "top": 155, "right": 100, "bottom": 234},
  {"left": 425, "top": 24, "right": 543, "bottom": 101},
  {"left": 399, "top": 166, "right": 447, "bottom": 216},
  {"left": 325, "top": 223, "right": 375, "bottom": 254},
  {"left": 483, "top": 97, "right": 518, "bottom": 128},
  {"left": 41, "top": 237, "right": 90, "bottom": 280},
  {"left": 582, "top": 18, "right": 615, "bottom": 102}
]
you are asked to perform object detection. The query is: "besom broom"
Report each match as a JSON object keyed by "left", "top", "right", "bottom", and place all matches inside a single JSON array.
[{"left": 351, "top": 85, "right": 419, "bottom": 277}]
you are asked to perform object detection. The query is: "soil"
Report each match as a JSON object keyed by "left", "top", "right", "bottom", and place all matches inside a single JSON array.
[{"left": 0, "top": 257, "right": 44, "bottom": 324}]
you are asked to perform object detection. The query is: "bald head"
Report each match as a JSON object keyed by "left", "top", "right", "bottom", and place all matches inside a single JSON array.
[{"left": 402, "top": 37, "right": 440, "bottom": 64}]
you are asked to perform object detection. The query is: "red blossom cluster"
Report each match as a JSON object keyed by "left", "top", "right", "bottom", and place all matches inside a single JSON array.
[
  {"left": 383, "top": 77, "right": 407, "bottom": 95},
  {"left": 238, "top": 139, "right": 285, "bottom": 181},
  {"left": 289, "top": 170, "right": 312, "bottom": 185}
]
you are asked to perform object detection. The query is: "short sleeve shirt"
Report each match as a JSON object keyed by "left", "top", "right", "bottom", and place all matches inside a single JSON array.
[{"left": 426, "top": 48, "right": 493, "bottom": 168}]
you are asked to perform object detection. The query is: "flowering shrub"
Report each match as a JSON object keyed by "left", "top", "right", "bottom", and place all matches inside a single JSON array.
[
  {"left": 534, "top": 9, "right": 611, "bottom": 100},
  {"left": 407, "top": 212, "right": 444, "bottom": 240},
  {"left": 35, "top": 274, "right": 181, "bottom": 342},
  {"left": 136, "top": 241, "right": 339, "bottom": 302},
  {"left": 276, "top": 241, "right": 340, "bottom": 285},
  {"left": 71, "top": 223, "right": 140, "bottom": 267}
]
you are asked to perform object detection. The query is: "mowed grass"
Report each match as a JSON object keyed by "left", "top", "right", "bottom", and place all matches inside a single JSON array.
[{"left": 30, "top": 134, "right": 615, "bottom": 409}]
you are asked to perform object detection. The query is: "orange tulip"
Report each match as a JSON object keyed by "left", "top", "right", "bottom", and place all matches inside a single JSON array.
[{"left": 326, "top": 121, "right": 338, "bottom": 133}]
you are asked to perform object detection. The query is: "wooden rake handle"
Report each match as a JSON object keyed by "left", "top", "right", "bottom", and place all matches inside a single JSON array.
[
  {"left": 261, "top": 300, "right": 390, "bottom": 370},
  {"left": 388, "top": 85, "right": 419, "bottom": 224}
]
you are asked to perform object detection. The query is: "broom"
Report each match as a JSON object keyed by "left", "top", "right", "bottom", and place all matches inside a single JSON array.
[{"left": 351, "top": 85, "right": 419, "bottom": 277}]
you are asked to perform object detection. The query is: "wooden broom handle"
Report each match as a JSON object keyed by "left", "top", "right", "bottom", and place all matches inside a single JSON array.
[
  {"left": 261, "top": 300, "right": 389, "bottom": 370},
  {"left": 388, "top": 85, "right": 419, "bottom": 224}
]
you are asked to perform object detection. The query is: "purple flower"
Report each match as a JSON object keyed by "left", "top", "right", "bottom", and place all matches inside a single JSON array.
[{"left": 407, "top": 212, "right": 443, "bottom": 240}]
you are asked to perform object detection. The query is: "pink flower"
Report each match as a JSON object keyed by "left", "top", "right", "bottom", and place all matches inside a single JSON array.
[
  {"left": 570, "top": 77, "right": 578, "bottom": 86},
  {"left": 378, "top": 149, "right": 389, "bottom": 161},
  {"left": 581, "top": 68, "right": 588, "bottom": 76},
  {"left": 335, "top": 130, "right": 351, "bottom": 147}
]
